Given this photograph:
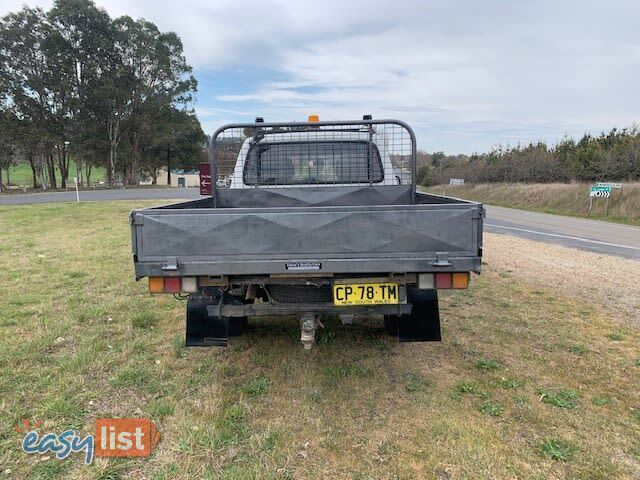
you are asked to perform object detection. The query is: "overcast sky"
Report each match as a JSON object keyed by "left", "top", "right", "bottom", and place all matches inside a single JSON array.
[{"left": 2, "top": 0, "right": 639, "bottom": 153}]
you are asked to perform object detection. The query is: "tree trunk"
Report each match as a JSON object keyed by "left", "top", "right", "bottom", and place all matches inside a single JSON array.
[
  {"left": 166, "top": 144, "right": 172, "bottom": 186},
  {"left": 85, "top": 161, "right": 92, "bottom": 188},
  {"left": 152, "top": 168, "right": 157, "bottom": 185},
  {"left": 28, "top": 154, "right": 39, "bottom": 189},
  {"left": 0, "top": 164, "right": 3, "bottom": 192},
  {"left": 108, "top": 115, "right": 120, "bottom": 186},
  {"left": 58, "top": 144, "right": 69, "bottom": 189},
  {"left": 128, "top": 133, "right": 140, "bottom": 185},
  {"left": 48, "top": 154, "right": 57, "bottom": 189},
  {"left": 38, "top": 156, "right": 47, "bottom": 190}
]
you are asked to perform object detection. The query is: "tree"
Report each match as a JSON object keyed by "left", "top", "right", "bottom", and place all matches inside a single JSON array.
[
  {"left": 0, "top": 6, "right": 59, "bottom": 188},
  {"left": 0, "top": 0, "right": 203, "bottom": 189},
  {"left": 48, "top": 0, "right": 114, "bottom": 187},
  {"left": 112, "top": 16, "right": 197, "bottom": 184}
]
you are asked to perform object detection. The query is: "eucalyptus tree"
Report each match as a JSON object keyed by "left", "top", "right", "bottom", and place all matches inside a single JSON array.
[
  {"left": 0, "top": 6, "right": 59, "bottom": 188},
  {"left": 48, "top": 0, "right": 114, "bottom": 187},
  {"left": 112, "top": 16, "right": 197, "bottom": 184}
]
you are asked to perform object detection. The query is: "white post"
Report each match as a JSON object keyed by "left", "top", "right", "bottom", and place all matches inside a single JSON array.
[{"left": 74, "top": 177, "right": 80, "bottom": 203}]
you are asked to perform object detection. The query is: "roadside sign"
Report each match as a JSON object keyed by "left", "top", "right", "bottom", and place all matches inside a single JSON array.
[
  {"left": 199, "top": 162, "right": 211, "bottom": 195},
  {"left": 449, "top": 178, "right": 464, "bottom": 186},
  {"left": 590, "top": 186, "right": 611, "bottom": 198},
  {"left": 595, "top": 182, "right": 622, "bottom": 189}
]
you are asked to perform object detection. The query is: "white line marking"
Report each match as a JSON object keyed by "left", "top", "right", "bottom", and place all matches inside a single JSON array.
[{"left": 485, "top": 223, "right": 640, "bottom": 251}]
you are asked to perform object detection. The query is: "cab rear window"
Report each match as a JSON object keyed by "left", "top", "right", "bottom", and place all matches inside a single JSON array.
[{"left": 243, "top": 141, "right": 384, "bottom": 186}]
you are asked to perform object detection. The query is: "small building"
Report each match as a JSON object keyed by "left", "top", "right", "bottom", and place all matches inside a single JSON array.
[{"left": 140, "top": 167, "right": 200, "bottom": 187}]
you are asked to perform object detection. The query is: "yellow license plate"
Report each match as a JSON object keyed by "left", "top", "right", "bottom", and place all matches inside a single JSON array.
[{"left": 333, "top": 283, "right": 400, "bottom": 306}]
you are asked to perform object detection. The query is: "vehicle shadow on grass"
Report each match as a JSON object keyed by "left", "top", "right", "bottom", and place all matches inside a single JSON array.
[{"left": 238, "top": 314, "right": 395, "bottom": 353}]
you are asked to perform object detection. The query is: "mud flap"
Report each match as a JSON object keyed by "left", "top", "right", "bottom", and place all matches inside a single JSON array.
[
  {"left": 398, "top": 288, "right": 441, "bottom": 342},
  {"left": 186, "top": 297, "right": 229, "bottom": 347}
]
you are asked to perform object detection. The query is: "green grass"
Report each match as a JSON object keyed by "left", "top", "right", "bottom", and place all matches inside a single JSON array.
[
  {"left": 130, "top": 311, "right": 160, "bottom": 329},
  {"left": 241, "top": 375, "right": 270, "bottom": 396},
  {"left": 4, "top": 160, "right": 107, "bottom": 188},
  {"left": 606, "top": 332, "right": 625, "bottom": 341},
  {"left": 402, "top": 372, "right": 430, "bottom": 393},
  {"left": 569, "top": 344, "right": 588, "bottom": 355},
  {"left": 592, "top": 396, "right": 610, "bottom": 407},
  {"left": 0, "top": 201, "right": 639, "bottom": 478},
  {"left": 478, "top": 399, "right": 504, "bottom": 417},
  {"left": 451, "top": 380, "right": 480, "bottom": 399},
  {"left": 538, "top": 388, "right": 579, "bottom": 409},
  {"left": 475, "top": 359, "right": 501, "bottom": 371},
  {"left": 540, "top": 439, "right": 577, "bottom": 462},
  {"left": 423, "top": 182, "right": 640, "bottom": 226}
]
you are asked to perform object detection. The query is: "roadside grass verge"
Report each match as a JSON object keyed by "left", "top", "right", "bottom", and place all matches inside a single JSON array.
[
  {"left": 423, "top": 182, "right": 640, "bottom": 225},
  {"left": 0, "top": 201, "right": 639, "bottom": 478},
  {"left": 5, "top": 160, "right": 107, "bottom": 188}
]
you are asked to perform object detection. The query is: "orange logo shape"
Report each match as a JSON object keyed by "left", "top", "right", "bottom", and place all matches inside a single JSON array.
[
  {"left": 15, "top": 418, "right": 42, "bottom": 433},
  {"left": 94, "top": 418, "right": 160, "bottom": 458}
]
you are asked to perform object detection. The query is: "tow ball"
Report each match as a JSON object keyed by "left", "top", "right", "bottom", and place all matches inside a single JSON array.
[{"left": 300, "top": 313, "right": 323, "bottom": 350}]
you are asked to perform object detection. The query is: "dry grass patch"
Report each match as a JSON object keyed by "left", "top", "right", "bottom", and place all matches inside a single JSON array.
[{"left": 426, "top": 182, "right": 640, "bottom": 225}]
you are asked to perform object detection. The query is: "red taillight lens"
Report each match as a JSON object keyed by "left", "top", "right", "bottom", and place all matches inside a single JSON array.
[
  {"left": 435, "top": 273, "right": 451, "bottom": 289},
  {"left": 164, "top": 277, "right": 181, "bottom": 293}
]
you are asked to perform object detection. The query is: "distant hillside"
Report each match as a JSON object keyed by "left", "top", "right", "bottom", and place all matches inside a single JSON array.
[{"left": 425, "top": 183, "right": 640, "bottom": 226}]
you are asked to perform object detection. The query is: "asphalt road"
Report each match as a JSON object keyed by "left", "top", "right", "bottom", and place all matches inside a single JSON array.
[
  {"left": 1, "top": 188, "right": 639, "bottom": 260},
  {"left": 485, "top": 205, "right": 640, "bottom": 261},
  {"left": 0, "top": 187, "right": 201, "bottom": 205}
]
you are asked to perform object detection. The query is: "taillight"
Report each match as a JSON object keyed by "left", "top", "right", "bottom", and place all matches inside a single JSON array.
[
  {"left": 435, "top": 273, "right": 451, "bottom": 289},
  {"left": 165, "top": 277, "right": 181, "bottom": 293},
  {"left": 417, "top": 273, "right": 470, "bottom": 290},
  {"left": 452, "top": 272, "right": 469, "bottom": 289},
  {"left": 181, "top": 277, "right": 198, "bottom": 293},
  {"left": 148, "top": 277, "right": 164, "bottom": 293},
  {"left": 148, "top": 277, "right": 198, "bottom": 294}
]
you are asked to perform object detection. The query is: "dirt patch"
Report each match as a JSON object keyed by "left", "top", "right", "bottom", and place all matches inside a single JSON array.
[{"left": 484, "top": 232, "right": 640, "bottom": 326}]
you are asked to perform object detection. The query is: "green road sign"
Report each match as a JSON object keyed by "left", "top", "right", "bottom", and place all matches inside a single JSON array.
[{"left": 590, "top": 185, "right": 612, "bottom": 198}]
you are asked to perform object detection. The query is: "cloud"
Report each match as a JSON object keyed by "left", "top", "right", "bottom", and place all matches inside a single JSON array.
[{"left": 2, "top": 0, "right": 639, "bottom": 152}]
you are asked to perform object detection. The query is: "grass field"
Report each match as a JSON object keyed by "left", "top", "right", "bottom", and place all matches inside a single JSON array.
[
  {"left": 3, "top": 161, "right": 107, "bottom": 188},
  {"left": 425, "top": 183, "right": 640, "bottom": 226},
  {"left": 0, "top": 202, "right": 639, "bottom": 479}
]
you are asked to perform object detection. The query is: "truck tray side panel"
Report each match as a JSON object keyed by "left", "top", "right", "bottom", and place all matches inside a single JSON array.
[{"left": 132, "top": 202, "right": 483, "bottom": 278}]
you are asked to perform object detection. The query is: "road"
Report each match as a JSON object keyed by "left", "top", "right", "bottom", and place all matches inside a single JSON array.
[
  {"left": 0, "top": 187, "right": 202, "bottom": 205},
  {"left": 1, "top": 188, "right": 639, "bottom": 260},
  {"left": 485, "top": 205, "right": 640, "bottom": 261}
]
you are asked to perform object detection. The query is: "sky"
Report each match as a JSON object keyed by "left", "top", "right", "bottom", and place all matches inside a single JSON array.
[{"left": 2, "top": 0, "right": 639, "bottom": 154}]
